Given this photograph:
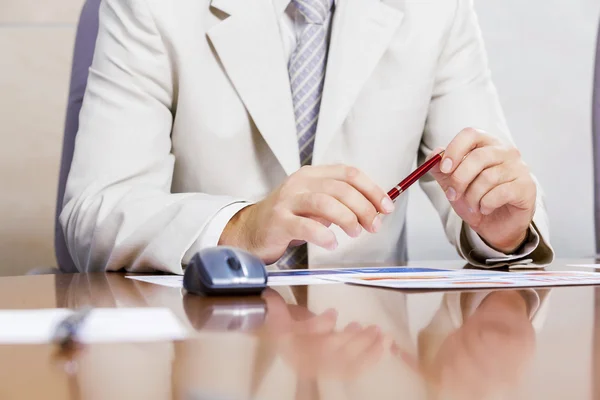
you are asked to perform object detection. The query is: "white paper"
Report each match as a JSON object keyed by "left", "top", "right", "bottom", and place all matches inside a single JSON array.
[
  {"left": 325, "top": 270, "right": 600, "bottom": 290},
  {"left": 126, "top": 267, "right": 445, "bottom": 288},
  {"left": 567, "top": 264, "right": 600, "bottom": 269},
  {"left": 126, "top": 274, "right": 336, "bottom": 287},
  {"left": 0, "top": 308, "right": 187, "bottom": 344},
  {"left": 128, "top": 275, "right": 185, "bottom": 288}
]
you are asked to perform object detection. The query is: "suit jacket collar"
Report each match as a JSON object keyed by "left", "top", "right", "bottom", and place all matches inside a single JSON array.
[
  {"left": 209, "top": 0, "right": 404, "bottom": 173},
  {"left": 209, "top": 0, "right": 301, "bottom": 176},
  {"left": 312, "top": 0, "right": 404, "bottom": 163}
]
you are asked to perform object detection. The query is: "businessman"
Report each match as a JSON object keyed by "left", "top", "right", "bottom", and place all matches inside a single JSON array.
[{"left": 61, "top": 0, "right": 554, "bottom": 273}]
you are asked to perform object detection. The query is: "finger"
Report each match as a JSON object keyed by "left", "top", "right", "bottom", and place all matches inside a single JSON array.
[
  {"left": 302, "top": 165, "right": 394, "bottom": 215},
  {"left": 295, "top": 309, "right": 338, "bottom": 335},
  {"left": 344, "top": 334, "right": 385, "bottom": 378},
  {"left": 444, "top": 146, "right": 508, "bottom": 202},
  {"left": 344, "top": 335, "right": 385, "bottom": 378},
  {"left": 339, "top": 325, "right": 382, "bottom": 361},
  {"left": 425, "top": 146, "right": 446, "bottom": 162},
  {"left": 463, "top": 164, "right": 517, "bottom": 212},
  {"left": 288, "top": 215, "right": 332, "bottom": 247},
  {"left": 440, "top": 128, "right": 499, "bottom": 175},
  {"left": 292, "top": 192, "right": 362, "bottom": 237},
  {"left": 262, "top": 289, "right": 293, "bottom": 328},
  {"left": 286, "top": 214, "right": 338, "bottom": 250},
  {"left": 343, "top": 322, "right": 362, "bottom": 334},
  {"left": 314, "top": 179, "right": 379, "bottom": 233},
  {"left": 479, "top": 179, "right": 531, "bottom": 216}
]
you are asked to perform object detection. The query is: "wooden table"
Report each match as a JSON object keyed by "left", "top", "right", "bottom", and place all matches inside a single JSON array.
[{"left": 0, "top": 259, "right": 599, "bottom": 399}]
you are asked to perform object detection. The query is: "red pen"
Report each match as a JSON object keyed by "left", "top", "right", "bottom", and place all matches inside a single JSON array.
[{"left": 387, "top": 150, "right": 445, "bottom": 202}]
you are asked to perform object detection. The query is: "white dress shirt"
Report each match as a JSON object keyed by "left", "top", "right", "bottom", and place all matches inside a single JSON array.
[{"left": 185, "top": 0, "right": 539, "bottom": 264}]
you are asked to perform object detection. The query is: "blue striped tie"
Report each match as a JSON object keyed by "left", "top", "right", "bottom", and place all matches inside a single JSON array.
[{"left": 277, "top": 0, "right": 334, "bottom": 270}]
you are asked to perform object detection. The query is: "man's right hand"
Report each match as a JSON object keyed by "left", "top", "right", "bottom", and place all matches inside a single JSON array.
[{"left": 219, "top": 164, "right": 395, "bottom": 264}]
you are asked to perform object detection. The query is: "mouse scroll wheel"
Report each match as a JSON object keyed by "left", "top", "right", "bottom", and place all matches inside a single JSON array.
[{"left": 226, "top": 256, "right": 242, "bottom": 271}]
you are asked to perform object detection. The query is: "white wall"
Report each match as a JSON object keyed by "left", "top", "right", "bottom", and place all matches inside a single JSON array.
[
  {"left": 407, "top": 0, "right": 600, "bottom": 260},
  {"left": 0, "top": 1, "right": 83, "bottom": 276}
]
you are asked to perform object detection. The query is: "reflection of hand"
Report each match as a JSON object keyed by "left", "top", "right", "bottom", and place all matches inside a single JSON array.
[
  {"left": 262, "top": 289, "right": 385, "bottom": 380},
  {"left": 398, "top": 291, "right": 536, "bottom": 399}
]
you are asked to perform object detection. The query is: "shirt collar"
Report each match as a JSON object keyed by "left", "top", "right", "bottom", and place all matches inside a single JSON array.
[{"left": 275, "top": 0, "right": 337, "bottom": 17}]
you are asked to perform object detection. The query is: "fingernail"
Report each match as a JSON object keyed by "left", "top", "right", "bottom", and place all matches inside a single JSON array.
[
  {"left": 440, "top": 158, "right": 453, "bottom": 173},
  {"left": 480, "top": 206, "right": 492, "bottom": 215},
  {"left": 328, "top": 239, "right": 338, "bottom": 250},
  {"left": 368, "top": 325, "right": 381, "bottom": 336},
  {"left": 324, "top": 308, "right": 338, "bottom": 318},
  {"left": 371, "top": 215, "right": 382, "bottom": 232},
  {"left": 381, "top": 196, "right": 395, "bottom": 213},
  {"left": 353, "top": 225, "right": 362, "bottom": 237},
  {"left": 445, "top": 187, "right": 456, "bottom": 202}
]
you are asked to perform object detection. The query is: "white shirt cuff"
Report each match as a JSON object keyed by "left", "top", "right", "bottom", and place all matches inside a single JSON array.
[
  {"left": 182, "top": 202, "right": 252, "bottom": 264},
  {"left": 465, "top": 224, "right": 540, "bottom": 266}
]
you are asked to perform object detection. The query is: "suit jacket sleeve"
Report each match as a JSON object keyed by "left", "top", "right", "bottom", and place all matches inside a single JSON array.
[
  {"left": 60, "top": 0, "right": 245, "bottom": 273},
  {"left": 418, "top": 0, "right": 554, "bottom": 267}
]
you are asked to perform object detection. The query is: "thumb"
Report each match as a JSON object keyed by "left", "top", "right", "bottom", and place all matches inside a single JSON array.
[{"left": 425, "top": 147, "right": 450, "bottom": 189}]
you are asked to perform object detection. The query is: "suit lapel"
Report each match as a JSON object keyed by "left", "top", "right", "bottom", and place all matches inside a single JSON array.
[
  {"left": 313, "top": 0, "right": 404, "bottom": 163},
  {"left": 208, "top": 0, "right": 300, "bottom": 175}
]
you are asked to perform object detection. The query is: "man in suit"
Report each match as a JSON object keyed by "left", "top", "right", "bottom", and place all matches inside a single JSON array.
[{"left": 61, "top": 0, "right": 554, "bottom": 273}]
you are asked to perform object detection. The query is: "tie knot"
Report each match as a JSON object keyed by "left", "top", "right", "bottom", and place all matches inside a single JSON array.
[{"left": 292, "top": 0, "right": 333, "bottom": 24}]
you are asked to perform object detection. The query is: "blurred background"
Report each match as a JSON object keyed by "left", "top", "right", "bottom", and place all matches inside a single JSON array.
[{"left": 0, "top": 0, "right": 599, "bottom": 276}]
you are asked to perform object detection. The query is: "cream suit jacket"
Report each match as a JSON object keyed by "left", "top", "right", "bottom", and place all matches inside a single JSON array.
[{"left": 61, "top": 0, "right": 554, "bottom": 273}]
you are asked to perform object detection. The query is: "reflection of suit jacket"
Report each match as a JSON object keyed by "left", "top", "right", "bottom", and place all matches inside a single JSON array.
[{"left": 61, "top": 0, "right": 553, "bottom": 274}]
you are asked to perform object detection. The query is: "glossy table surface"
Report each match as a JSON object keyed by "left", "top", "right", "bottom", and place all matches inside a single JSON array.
[{"left": 1, "top": 259, "right": 600, "bottom": 400}]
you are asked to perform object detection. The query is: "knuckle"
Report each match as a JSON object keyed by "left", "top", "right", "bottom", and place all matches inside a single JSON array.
[
  {"left": 342, "top": 212, "right": 359, "bottom": 228},
  {"left": 490, "top": 136, "right": 502, "bottom": 145},
  {"left": 464, "top": 127, "right": 479, "bottom": 135},
  {"left": 326, "top": 179, "right": 345, "bottom": 195},
  {"left": 481, "top": 168, "right": 500, "bottom": 185},
  {"left": 358, "top": 202, "right": 377, "bottom": 221},
  {"left": 497, "top": 185, "right": 511, "bottom": 201},
  {"left": 277, "top": 184, "right": 291, "bottom": 201},
  {"left": 451, "top": 171, "right": 471, "bottom": 190},
  {"left": 469, "top": 147, "right": 486, "bottom": 164},
  {"left": 509, "top": 146, "right": 522, "bottom": 159},
  {"left": 344, "top": 165, "right": 361, "bottom": 181},
  {"left": 299, "top": 218, "right": 313, "bottom": 233},
  {"left": 340, "top": 186, "right": 356, "bottom": 203},
  {"left": 461, "top": 127, "right": 479, "bottom": 140},
  {"left": 271, "top": 204, "right": 288, "bottom": 220},
  {"left": 311, "top": 192, "right": 330, "bottom": 210},
  {"left": 282, "top": 174, "right": 300, "bottom": 193},
  {"left": 296, "top": 219, "right": 316, "bottom": 239},
  {"left": 298, "top": 165, "right": 312, "bottom": 175}
]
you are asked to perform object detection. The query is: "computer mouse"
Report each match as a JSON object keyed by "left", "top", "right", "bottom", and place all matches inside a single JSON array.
[{"left": 183, "top": 247, "right": 268, "bottom": 296}]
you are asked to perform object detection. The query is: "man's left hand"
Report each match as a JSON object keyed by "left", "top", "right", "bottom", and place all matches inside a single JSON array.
[{"left": 429, "top": 128, "right": 536, "bottom": 253}]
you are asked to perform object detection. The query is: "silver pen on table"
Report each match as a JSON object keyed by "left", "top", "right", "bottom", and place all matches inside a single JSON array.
[{"left": 52, "top": 306, "right": 93, "bottom": 348}]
